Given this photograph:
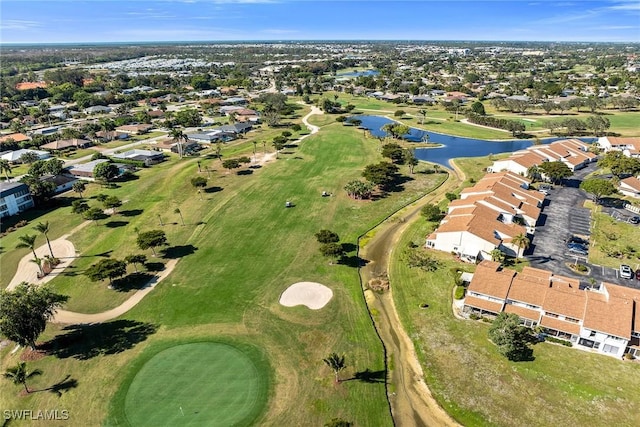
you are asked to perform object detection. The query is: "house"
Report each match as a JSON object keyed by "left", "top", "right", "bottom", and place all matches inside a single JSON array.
[
  {"left": 15, "top": 81, "right": 47, "bottom": 91},
  {"left": 40, "top": 138, "right": 93, "bottom": 152},
  {"left": 95, "top": 130, "right": 129, "bottom": 142},
  {"left": 110, "top": 149, "right": 166, "bottom": 165},
  {"left": 426, "top": 172, "right": 541, "bottom": 261},
  {"left": 411, "top": 95, "right": 436, "bottom": 105},
  {"left": 40, "top": 174, "right": 79, "bottom": 194},
  {"left": 84, "top": 105, "right": 112, "bottom": 115},
  {"left": 0, "top": 133, "right": 31, "bottom": 145},
  {"left": 0, "top": 149, "right": 51, "bottom": 163},
  {"left": 32, "top": 126, "right": 60, "bottom": 136},
  {"left": 619, "top": 176, "right": 640, "bottom": 199},
  {"left": 115, "top": 124, "right": 153, "bottom": 135},
  {"left": 0, "top": 181, "right": 35, "bottom": 218},
  {"left": 186, "top": 131, "right": 225, "bottom": 143},
  {"left": 67, "top": 159, "right": 130, "bottom": 180},
  {"left": 154, "top": 139, "right": 202, "bottom": 154},
  {"left": 218, "top": 123, "right": 253, "bottom": 135},
  {"left": 462, "top": 261, "right": 640, "bottom": 359}
]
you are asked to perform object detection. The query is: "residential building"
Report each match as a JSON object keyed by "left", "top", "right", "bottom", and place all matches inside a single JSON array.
[
  {"left": 597, "top": 136, "right": 640, "bottom": 158},
  {"left": 619, "top": 176, "right": 640, "bottom": 199},
  {"left": 115, "top": 124, "right": 153, "bottom": 135},
  {"left": 0, "top": 149, "right": 51, "bottom": 163},
  {"left": 426, "top": 171, "right": 542, "bottom": 261},
  {"left": 0, "top": 182, "right": 34, "bottom": 218},
  {"left": 110, "top": 149, "right": 166, "bottom": 165},
  {"left": 40, "top": 138, "right": 93, "bottom": 151},
  {"left": 462, "top": 260, "right": 640, "bottom": 359}
]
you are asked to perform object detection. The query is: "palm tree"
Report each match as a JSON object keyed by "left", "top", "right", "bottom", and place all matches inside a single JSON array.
[
  {"left": 3, "top": 362, "right": 42, "bottom": 394},
  {"left": 72, "top": 181, "right": 86, "bottom": 198},
  {"left": 0, "top": 159, "right": 12, "bottom": 180},
  {"left": 323, "top": 353, "right": 346, "bottom": 384},
  {"left": 174, "top": 207, "right": 185, "bottom": 226},
  {"left": 16, "top": 234, "right": 43, "bottom": 275},
  {"left": 490, "top": 249, "right": 505, "bottom": 263},
  {"left": 170, "top": 128, "right": 188, "bottom": 159},
  {"left": 253, "top": 141, "right": 258, "bottom": 162},
  {"left": 418, "top": 108, "right": 427, "bottom": 124},
  {"left": 512, "top": 233, "right": 530, "bottom": 260},
  {"left": 33, "top": 221, "right": 54, "bottom": 258}
]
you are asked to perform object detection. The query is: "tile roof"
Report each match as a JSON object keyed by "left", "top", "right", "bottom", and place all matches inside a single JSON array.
[
  {"left": 464, "top": 295, "right": 503, "bottom": 313},
  {"left": 467, "top": 261, "right": 515, "bottom": 299},
  {"left": 540, "top": 315, "right": 581, "bottom": 335},
  {"left": 620, "top": 176, "right": 640, "bottom": 192},
  {"left": 504, "top": 304, "right": 541, "bottom": 321},
  {"left": 583, "top": 292, "right": 633, "bottom": 339}
]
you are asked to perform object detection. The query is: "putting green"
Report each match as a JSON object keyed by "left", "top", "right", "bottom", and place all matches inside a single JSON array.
[{"left": 124, "top": 342, "right": 268, "bottom": 426}]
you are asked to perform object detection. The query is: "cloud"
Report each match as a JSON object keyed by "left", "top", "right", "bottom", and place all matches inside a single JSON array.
[{"left": 2, "top": 19, "right": 40, "bottom": 30}]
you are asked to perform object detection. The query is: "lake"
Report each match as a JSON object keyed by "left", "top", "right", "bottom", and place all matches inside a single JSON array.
[{"left": 351, "top": 115, "right": 596, "bottom": 168}]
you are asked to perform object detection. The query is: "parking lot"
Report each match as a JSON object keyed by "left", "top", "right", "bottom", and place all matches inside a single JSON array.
[{"left": 526, "top": 164, "right": 640, "bottom": 288}]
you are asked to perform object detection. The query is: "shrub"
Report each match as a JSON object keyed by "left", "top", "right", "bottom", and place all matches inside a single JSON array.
[
  {"left": 454, "top": 285, "right": 465, "bottom": 300},
  {"left": 16, "top": 220, "right": 28, "bottom": 228}
]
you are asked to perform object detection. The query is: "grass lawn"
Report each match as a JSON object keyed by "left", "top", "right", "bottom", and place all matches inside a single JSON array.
[
  {"left": 114, "top": 341, "right": 269, "bottom": 427},
  {"left": 390, "top": 217, "right": 640, "bottom": 427},
  {"left": 585, "top": 201, "right": 640, "bottom": 269},
  {"left": 2, "top": 119, "right": 451, "bottom": 426}
]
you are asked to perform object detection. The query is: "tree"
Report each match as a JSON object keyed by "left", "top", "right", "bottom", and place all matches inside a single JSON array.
[
  {"left": 599, "top": 151, "right": 640, "bottom": 178},
  {"left": 222, "top": 158, "right": 241, "bottom": 171},
  {"left": 174, "top": 207, "right": 185, "bottom": 226},
  {"left": 0, "top": 159, "right": 12, "bottom": 179},
  {"left": 538, "top": 161, "right": 572, "bottom": 185},
  {"left": 344, "top": 180, "right": 374, "bottom": 200},
  {"left": 470, "top": 101, "right": 486, "bottom": 115},
  {"left": 381, "top": 123, "right": 409, "bottom": 139},
  {"left": 381, "top": 143, "right": 405, "bottom": 164},
  {"left": 527, "top": 165, "right": 542, "bottom": 183},
  {"left": 491, "top": 249, "right": 506, "bottom": 263},
  {"left": 44, "top": 158, "right": 65, "bottom": 176},
  {"left": 103, "top": 195, "right": 122, "bottom": 214},
  {"left": 418, "top": 108, "right": 427, "bottom": 124},
  {"left": 362, "top": 162, "right": 399, "bottom": 190},
  {"left": 72, "top": 181, "right": 86, "bottom": 198},
  {"left": 315, "top": 230, "right": 340, "bottom": 244},
  {"left": 33, "top": 222, "right": 54, "bottom": 258},
  {"left": 585, "top": 115, "right": 610, "bottom": 136},
  {"left": 20, "top": 152, "right": 40, "bottom": 164},
  {"left": 580, "top": 178, "right": 617, "bottom": 204},
  {"left": 124, "top": 254, "right": 147, "bottom": 273},
  {"left": 93, "top": 162, "right": 119, "bottom": 183},
  {"left": 403, "top": 149, "right": 419, "bottom": 174},
  {"left": 488, "top": 312, "right": 534, "bottom": 361},
  {"left": 0, "top": 282, "right": 68, "bottom": 349},
  {"left": 83, "top": 206, "right": 106, "bottom": 224},
  {"left": 420, "top": 204, "right": 442, "bottom": 221},
  {"left": 512, "top": 233, "right": 530, "bottom": 260},
  {"left": 170, "top": 128, "right": 189, "bottom": 159},
  {"left": 16, "top": 234, "right": 43, "bottom": 276},
  {"left": 71, "top": 200, "right": 89, "bottom": 214},
  {"left": 3, "top": 362, "right": 43, "bottom": 394},
  {"left": 272, "top": 136, "right": 286, "bottom": 158},
  {"left": 20, "top": 175, "right": 56, "bottom": 205},
  {"left": 136, "top": 230, "right": 168, "bottom": 256},
  {"left": 320, "top": 243, "right": 345, "bottom": 264},
  {"left": 323, "top": 353, "right": 346, "bottom": 383},
  {"left": 85, "top": 258, "right": 127, "bottom": 286}
]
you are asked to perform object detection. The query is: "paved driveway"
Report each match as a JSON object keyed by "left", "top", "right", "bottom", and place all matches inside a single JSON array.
[{"left": 526, "top": 163, "right": 640, "bottom": 289}]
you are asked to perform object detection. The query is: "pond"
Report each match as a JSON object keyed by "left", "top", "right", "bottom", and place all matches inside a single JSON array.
[
  {"left": 351, "top": 115, "right": 596, "bottom": 168},
  {"left": 337, "top": 69, "right": 380, "bottom": 78}
]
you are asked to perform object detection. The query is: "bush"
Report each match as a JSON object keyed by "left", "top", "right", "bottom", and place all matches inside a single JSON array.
[
  {"left": 544, "top": 336, "right": 572, "bottom": 347},
  {"left": 16, "top": 220, "right": 28, "bottom": 228},
  {"left": 454, "top": 285, "right": 465, "bottom": 300}
]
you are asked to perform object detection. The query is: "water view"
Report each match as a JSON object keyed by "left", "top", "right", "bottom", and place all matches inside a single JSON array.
[
  {"left": 352, "top": 115, "right": 596, "bottom": 168},
  {"left": 337, "top": 69, "right": 380, "bottom": 78}
]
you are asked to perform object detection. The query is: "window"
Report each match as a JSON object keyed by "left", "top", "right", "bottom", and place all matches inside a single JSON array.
[{"left": 603, "top": 344, "right": 619, "bottom": 354}]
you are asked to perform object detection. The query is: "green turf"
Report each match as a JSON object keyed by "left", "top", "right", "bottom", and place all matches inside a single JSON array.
[{"left": 123, "top": 342, "right": 268, "bottom": 427}]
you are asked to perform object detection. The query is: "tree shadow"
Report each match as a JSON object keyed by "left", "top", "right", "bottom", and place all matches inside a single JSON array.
[
  {"left": 104, "top": 220, "right": 129, "bottom": 228},
  {"left": 339, "top": 255, "right": 370, "bottom": 268},
  {"left": 35, "top": 375, "right": 78, "bottom": 397},
  {"left": 40, "top": 320, "right": 158, "bottom": 360},
  {"left": 120, "top": 209, "right": 144, "bottom": 217},
  {"left": 237, "top": 169, "right": 253, "bottom": 175},
  {"left": 204, "top": 186, "right": 223, "bottom": 193},
  {"left": 162, "top": 244, "right": 197, "bottom": 259},
  {"left": 144, "top": 262, "right": 165, "bottom": 272},
  {"left": 343, "top": 369, "right": 387, "bottom": 383},
  {"left": 112, "top": 272, "right": 154, "bottom": 292}
]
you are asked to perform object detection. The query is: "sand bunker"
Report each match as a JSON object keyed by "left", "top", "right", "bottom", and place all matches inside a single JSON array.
[{"left": 279, "top": 282, "right": 333, "bottom": 310}]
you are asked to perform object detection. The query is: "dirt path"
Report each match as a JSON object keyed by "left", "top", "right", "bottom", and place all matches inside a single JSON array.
[{"left": 359, "top": 167, "right": 463, "bottom": 427}]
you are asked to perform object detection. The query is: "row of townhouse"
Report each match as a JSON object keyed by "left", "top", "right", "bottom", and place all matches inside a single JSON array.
[
  {"left": 462, "top": 260, "right": 640, "bottom": 359},
  {"left": 487, "top": 139, "right": 596, "bottom": 176},
  {"left": 425, "top": 171, "right": 544, "bottom": 262},
  {"left": 597, "top": 136, "right": 640, "bottom": 158}
]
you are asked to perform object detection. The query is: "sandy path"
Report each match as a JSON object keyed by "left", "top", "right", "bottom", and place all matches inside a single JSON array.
[
  {"left": 53, "top": 259, "right": 178, "bottom": 324},
  {"left": 359, "top": 167, "right": 463, "bottom": 427}
]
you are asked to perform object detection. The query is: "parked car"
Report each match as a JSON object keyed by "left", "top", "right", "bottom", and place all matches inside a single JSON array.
[
  {"left": 636, "top": 269, "right": 640, "bottom": 280},
  {"left": 629, "top": 216, "right": 640, "bottom": 225},
  {"left": 567, "top": 236, "right": 589, "bottom": 245},
  {"left": 567, "top": 245, "right": 588, "bottom": 256},
  {"left": 620, "top": 264, "right": 633, "bottom": 279}
]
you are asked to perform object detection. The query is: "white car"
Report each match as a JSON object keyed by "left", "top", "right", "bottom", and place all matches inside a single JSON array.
[{"left": 620, "top": 264, "right": 633, "bottom": 279}]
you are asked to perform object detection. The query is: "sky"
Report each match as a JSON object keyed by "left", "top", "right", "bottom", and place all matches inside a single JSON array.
[{"left": 1, "top": 0, "right": 639, "bottom": 44}]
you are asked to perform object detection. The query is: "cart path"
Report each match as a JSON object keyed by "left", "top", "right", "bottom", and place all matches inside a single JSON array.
[{"left": 359, "top": 164, "right": 463, "bottom": 427}]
